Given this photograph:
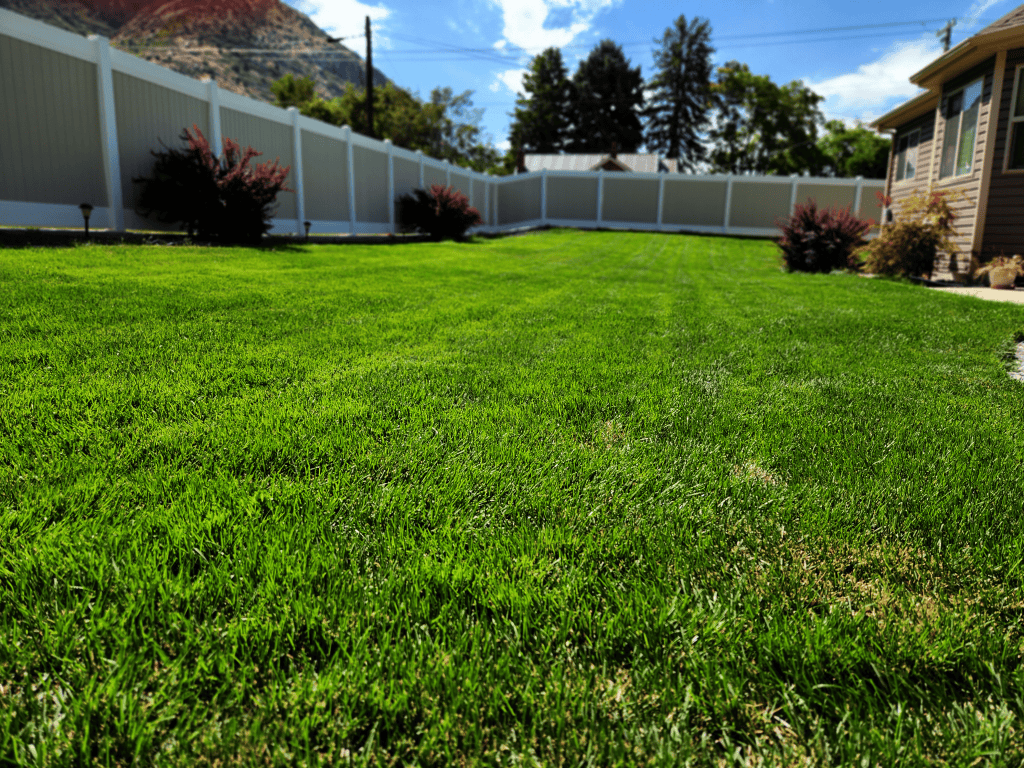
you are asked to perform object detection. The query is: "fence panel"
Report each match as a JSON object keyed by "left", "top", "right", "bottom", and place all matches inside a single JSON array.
[
  {"left": 602, "top": 175, "right": 659, "bottom": 225},
  {"left": 301, "top": 129, "right": 349, "bottom": 226},
  {"left": 499, "top": 176, "right": 543, "bottom": 226},
  {"left": 352, "top": 142, "right": 389, "bottom": 224},
  {"left": 728, "top": 180, "right": 792, "bottom": 230},
  {"left": 662, "top": 178, "right": 728, "bottom": 228},
  {"left": 793, "top": 182, "right": 857, "bottom": 213},
  {"left": 0, "top": 35, "right": 106, "bottom": 209},
  {"left": 858, "top": 181, "right": 886, "bottom": 224},
  {"left": 546, "top": 175, "right": 599, "bottom": 221}
]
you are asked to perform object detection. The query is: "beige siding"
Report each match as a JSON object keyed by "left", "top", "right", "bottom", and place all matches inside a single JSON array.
[
  {"left": 729, "top": 181, "right": 791, "bottom": 228},
  {"left": 220, "top": 108, "right": 296, "bottom": 219},
  {"left": 499, "top": 176, "right": 542, "bottom": 225},
  {"left": 392, "top": 156, "right": 420, "bottom": 199},
  {"left": 793, "top": 183, "right": 856, "bottom": 212},
  {"left": 547, "top": 176, "right": 599, "bottom": 220},
  {"left": 352, "top": 144, "right": 388, "bottom": 223},
  {"left": 114, "top": 71, "right": 209, "bottom": 218},
  {"left": 929, "top": 64, "right": 994, "bottom": 273},
  {"left": 0, "top": 35, "right": 107, "bottom": 205},
  {"left": 888, "top": 116, "right": 936, "bottom": 207},
  {"left": 301, "top": 130, "right": 349, "bottom": 222},
  {"left": 602, "top": 176, "right": 658, "bottom": 224},
  {"left": 982, "top": 47, "right": 1024, "bottom": 257},
  {"left": 661, "top": 179, "right": 727, "bottom": 227}
]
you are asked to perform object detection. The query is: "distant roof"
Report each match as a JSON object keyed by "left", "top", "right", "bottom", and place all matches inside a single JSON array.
[
  {"left": 976, "top": 3, "right": 1024, "bottom": 36},
  {"left": 524, "top": 154, "right": 679, "bottom": 173}
]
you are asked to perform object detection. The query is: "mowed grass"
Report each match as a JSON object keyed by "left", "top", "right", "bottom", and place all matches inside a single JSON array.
[{"left": 2, "top": 229, "right": 1024, "bottom": 766}]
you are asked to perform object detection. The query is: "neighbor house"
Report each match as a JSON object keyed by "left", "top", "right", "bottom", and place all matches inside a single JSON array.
[
  {"left": 873, "top": 3, "right": 1024, "bottom": 276},
  {"left": 523, "top": 153, "right": 679, "bottom": 174}
]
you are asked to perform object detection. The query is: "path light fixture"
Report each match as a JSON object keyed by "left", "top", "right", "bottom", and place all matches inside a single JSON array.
[
  {"left": 304, "top": 220, "right": 311, "bottom": 239},
  {"left": 79, "top": 203, "right": 93, "bottom": 238}
]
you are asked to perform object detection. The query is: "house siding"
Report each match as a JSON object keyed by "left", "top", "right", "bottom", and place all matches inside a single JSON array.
[
  {"left": 982, "top": 47, "right": 1024, "bottom": 257},
  {"left": 930, "top": 59, "right": 996, "bottom": 275}
]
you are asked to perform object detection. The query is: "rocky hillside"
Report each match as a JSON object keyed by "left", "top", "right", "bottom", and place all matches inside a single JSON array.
[{"left": 1, "top": 0, "right": 390, "bottom": 104}]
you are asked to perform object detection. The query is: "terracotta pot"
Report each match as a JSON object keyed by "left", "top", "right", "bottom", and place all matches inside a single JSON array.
[{"left": 989, "top": 266, "right": 1018, "bottom": 289}]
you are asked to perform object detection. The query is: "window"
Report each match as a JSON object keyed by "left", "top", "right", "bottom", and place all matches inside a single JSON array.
[
  {"left": 1006, "top": 65, "right": 1024, "bottom": 169},
  {"left": 894, "top": 128, "right": 920, "bottom": 181},
  {"left": 939, "top": 78, "right": 983, "bottom": 178}
]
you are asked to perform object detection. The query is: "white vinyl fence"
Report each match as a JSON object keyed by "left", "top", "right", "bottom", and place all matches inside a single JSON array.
[{"left": 0, "top": 8, "right": 884, "bottom": 238}]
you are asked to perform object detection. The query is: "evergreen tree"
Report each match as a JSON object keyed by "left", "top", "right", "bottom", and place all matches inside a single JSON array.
[
  {"left": 508, "top": 47, "right": 572, "bottom": 154},
  {"left": 644, "top": 15, "right": 714, "bottom": 170},
  {"left": 569, "top": 40, "right": 645, "bottom": 153}
]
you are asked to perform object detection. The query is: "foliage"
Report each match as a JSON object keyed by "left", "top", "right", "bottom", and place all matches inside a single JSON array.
[
  {"left": 396, "top": 184, "right": 482, "bottom": 240},
  {"left": 568, "top": 39, "right": 645, "bottom": 153},
  {"left": 270, "top": 73, "right": 316, "bottom": 109},
  {"left": 643, "top": 15, "right": 715, "bottom": 171},
  {"left": 709, "top": 61, "right": 826, "bottom": 175},
  {"left": 861, "top": 190, "right": 963, "bottom": 277},
  {"left": 275, "top": 76, "right": 504, "bottom": 174},
  {"left": 777, "top": 199, "right": 872, "bottom": 272},
  {"left": 509, "top": 47, "right": 573, "bottom": 154},
  {"left": 134, "top": 124, "right": 291, "bottom": 244},
  {"left": 818, "top": 120, "right": 892, "bottom": 178}
]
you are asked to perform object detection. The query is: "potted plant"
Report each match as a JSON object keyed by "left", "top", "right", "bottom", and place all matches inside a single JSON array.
[{"left": 975, "top": 254, "right": 1024, "bottom": 289}]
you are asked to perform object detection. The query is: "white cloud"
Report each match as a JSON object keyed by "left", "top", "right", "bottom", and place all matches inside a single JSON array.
[
  {"left": 292, "top": 0, "right": 391, "bottom": 43},
  {"left": 490, "top": 67, "right": 528, "bottom": 93},
  {"left": 962, "top": 0, "right": 1009, "bottom": 29},
  {"left": 804, "top": 37, "right": 943, "bottom": 123},
  {"left": 491, "top": 0, "right": 618, "bottom": 53}
]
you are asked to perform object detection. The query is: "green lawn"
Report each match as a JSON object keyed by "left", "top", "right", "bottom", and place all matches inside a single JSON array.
[{"left": 2, "top": 229, "right": 1024, "bottom": 765}]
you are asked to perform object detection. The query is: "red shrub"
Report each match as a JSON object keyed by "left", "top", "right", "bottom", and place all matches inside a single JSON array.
[
  {"left": 777, "top": 199, "right": 872, "bottom": 273},
  {"left": 135, "top": 124, "right": 291, "bottom": 244},
  {"left": 397, "top": 184, "right": 482, "bottom": 240}
]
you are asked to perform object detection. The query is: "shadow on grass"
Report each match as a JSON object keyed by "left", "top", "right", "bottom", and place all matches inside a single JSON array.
[{"left": 0, "top": 228, "right": 435, "bottom": 250}]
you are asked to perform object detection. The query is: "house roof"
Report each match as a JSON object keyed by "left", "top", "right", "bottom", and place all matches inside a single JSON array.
[
  {"left": 524, "top": 153, "right": 678, "bottom": 173},
  {"left": 873, "top": 4, "right": 1024, "bottom": 131}
]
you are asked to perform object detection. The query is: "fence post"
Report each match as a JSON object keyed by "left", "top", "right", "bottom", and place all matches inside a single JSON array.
[
  {"left": 657, "top": 174, "right": 665, "bottom": 230},
  {"left": 344, "top": 125, "right": 356, "bottom": 234},
  {"left": 596, "top": 169, "right": 604, "bottom": 226},
  {"left": 386, "top": 139, "right": 395, "bottom": 234},
  {"left": 789, "top": 173, "right": 799, "bottom": 216},
  {"left": 288, "top": 107, "right": 305, "bottom": 236},
  {"left": 417, "top": 150, "right": 425, "bottom": 188},
  {"left": 445, "top": 159, "right": 451, "bottom": 188},
  {"left": 494, "top": 181, "right": 500, "bottom": 230},
  {"left": 89, "top": 35, "right": 124, "bottom": 232},
  {"left": 205, "top": 78, "right": 222, "bottom": 158},
  {"left": 853, "top": 175, "right": 864, "bottom": 218},
  {"left": 541, "top": 168, "right": 547, "bottom": 225},
  {"left": 723, "top": 174, "right": 733, "bottom": 235}
]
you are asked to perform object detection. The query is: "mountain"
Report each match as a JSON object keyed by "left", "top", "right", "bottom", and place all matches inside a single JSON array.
[{"left": 0, "top": 0, "right": 390, "bottom": 105}]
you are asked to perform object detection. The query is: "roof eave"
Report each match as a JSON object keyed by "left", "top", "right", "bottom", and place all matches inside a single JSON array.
[{"left": 871, "top": 91, "right": 939, "bottom": 131}]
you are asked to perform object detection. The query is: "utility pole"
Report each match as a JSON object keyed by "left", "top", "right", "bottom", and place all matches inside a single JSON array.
[
  {"left": 937, "top": 19, "right": 956, "bottom": 52},
  {"left": 365, "top": 15, "right": 374, "bottom": 139}
]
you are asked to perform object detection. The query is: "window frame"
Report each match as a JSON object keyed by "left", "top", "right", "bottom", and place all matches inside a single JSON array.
[
  {"left": 894, "top": 127, "right": 920, "bottom": 183},
  {"left": 938, "top": 76, "right": 984, "bottom": 181},
  {"left": 1003, "top": 63, "right": 1024, "bottom": 173}
]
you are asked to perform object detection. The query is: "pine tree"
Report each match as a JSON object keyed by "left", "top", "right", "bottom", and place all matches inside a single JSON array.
[
  {"left": 568, "top": 40, "right": 644, "bottom": 153},
  {"left": 644, "top": 15, "right": 714, "bottom": 171},
  {"left": 508, "top": 47, "right": 572, "bottom": 154}
]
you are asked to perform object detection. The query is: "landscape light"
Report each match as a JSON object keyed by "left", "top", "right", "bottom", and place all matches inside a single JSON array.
[
  {"left": 304, "top": 220, "right": 311, "bottom": 239},
  {"left": 79, "top": 203, "right": 93, "bottom": 238}
]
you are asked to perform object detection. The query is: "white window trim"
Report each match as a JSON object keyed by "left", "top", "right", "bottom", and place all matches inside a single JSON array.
[
  {"left": 894, "top": 128, "right": 920, "bottom": 183},
  {"left": 939, "top": 76, "right": 984, "bottom": 181},
  {"left": 1003, "top": 63, "right": 1024, "bottom": 173}
]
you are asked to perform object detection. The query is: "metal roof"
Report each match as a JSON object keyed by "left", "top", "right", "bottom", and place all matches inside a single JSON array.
[{"left": 523, "top": 154, "right": 679, "bottom": 173}]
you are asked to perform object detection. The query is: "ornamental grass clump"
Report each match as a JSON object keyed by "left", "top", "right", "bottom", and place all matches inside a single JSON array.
[
  {"left": 135, "top": 124, "right": 291, "bottom": 245},
  {"left": 776, "top": 199, "right": 872, "bottom": 273},
  {"left": 397, "top": 184, "right": 482, "bottom": 241},
  {"left": 860, "top": 189, "right": 964, "bottom": 278}
]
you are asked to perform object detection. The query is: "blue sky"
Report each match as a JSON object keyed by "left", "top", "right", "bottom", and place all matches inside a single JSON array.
[{"left": 284, "top": 0, "right": 1015, "bottom": 151}]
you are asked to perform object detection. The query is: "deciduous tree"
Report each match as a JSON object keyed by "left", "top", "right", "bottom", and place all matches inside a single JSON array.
[{"left": 817, "top": 120, "right": 892, "bottom": 178}]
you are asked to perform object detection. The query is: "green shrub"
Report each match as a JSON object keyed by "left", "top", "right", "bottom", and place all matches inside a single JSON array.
[
  {"left": 777, "top": 199, "right": 872, "bottom": 273},
  {"left": 135, "top": 124, "right": 291, "bottom": 245},
  {"left": 396, "top": 184, "right": 482, "bottom": 240},
  {"left": 860, "top": 189, "right": 963, "bottom": 278}
]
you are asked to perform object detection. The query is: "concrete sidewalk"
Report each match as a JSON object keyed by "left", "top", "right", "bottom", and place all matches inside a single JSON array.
[{"left": 929, "top": 285, "right": 1024, "bottom": 304}]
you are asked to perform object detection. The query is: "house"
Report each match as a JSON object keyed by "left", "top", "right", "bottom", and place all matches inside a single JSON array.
[
  {"left": 873, "top": 3, "right": 1024, "bottom": 276},
  {"left": 522, "top": 153, "right": 679, "bottom": 174}
]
